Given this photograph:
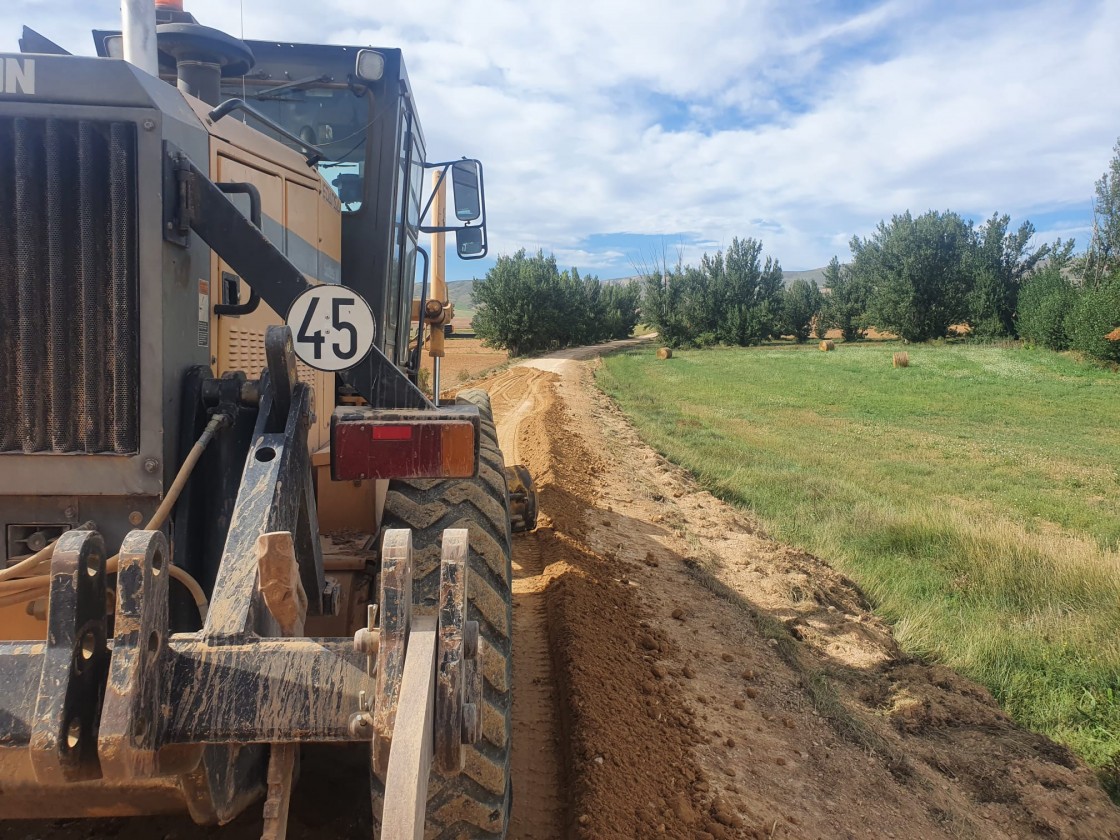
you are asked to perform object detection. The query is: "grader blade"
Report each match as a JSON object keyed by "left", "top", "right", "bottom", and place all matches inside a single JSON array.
[
  {"left": 371, "top": 528, "right": 482, "bottom": 840},
  {"left": 505, "top": 464, "right": 539, "bottom": 532}
]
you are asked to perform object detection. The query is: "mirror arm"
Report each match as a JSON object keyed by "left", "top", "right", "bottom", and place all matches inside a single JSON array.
[
  {"left": 418, "top": 165, "right": 450, "bottom": 228},
  {"left": 418, "top": 224, "right": 478, "bottom": 234}
]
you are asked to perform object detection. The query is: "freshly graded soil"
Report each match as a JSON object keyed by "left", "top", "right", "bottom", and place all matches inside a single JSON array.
[{"left": 489, "top": 340, "right": 1120, "bottom": 840}]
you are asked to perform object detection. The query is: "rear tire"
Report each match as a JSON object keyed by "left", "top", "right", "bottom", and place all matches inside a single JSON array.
[{"left": 373, "top": 388, "right": 513, "bottom": 839}]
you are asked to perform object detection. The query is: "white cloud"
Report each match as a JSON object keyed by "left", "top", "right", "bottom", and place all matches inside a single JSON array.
[{"left": 4, "top": 0, "right": 1118, "bottom": 276}]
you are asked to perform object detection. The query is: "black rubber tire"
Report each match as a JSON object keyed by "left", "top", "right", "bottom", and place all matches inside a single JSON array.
[{"left": 372, "top": 388, "right": 513, "bottom": 839}]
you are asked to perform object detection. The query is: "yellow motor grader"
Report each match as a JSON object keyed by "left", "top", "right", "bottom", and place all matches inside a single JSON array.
[{"left": 0, "top": 1, "right": 534, "bottom": 836}]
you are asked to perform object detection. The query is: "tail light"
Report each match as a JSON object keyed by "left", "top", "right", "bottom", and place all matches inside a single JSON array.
[{"left": 330, "top": 407, "right": 479, "bottom": 481}]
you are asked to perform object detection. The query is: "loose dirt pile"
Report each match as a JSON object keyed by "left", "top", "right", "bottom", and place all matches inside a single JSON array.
[{"left": 490, "top": 342, "right": 1120, "bottom": 839}]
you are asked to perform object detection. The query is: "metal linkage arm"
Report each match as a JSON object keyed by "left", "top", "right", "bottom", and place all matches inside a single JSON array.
[
  {"left": 168, "top": 147, "right": 433, "bottom": 411},
  {"left": 175, "top": 152, "right": 314, "bottom": 321},
  {"left": 203, "top": 328, "right": 326, "bottom": 640}
]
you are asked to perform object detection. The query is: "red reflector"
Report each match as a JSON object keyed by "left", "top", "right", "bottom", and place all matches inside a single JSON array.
[
  {"left": 371, "top": 425, "right": 413, "bottom": 441},
  {"left": 332, "top": 406, "right": 480, "bottom": 480}
]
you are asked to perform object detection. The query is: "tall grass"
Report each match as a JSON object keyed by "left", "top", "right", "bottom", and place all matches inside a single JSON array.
[{"left": 597, "top": 343, "right": 1120, "bottom": 785}]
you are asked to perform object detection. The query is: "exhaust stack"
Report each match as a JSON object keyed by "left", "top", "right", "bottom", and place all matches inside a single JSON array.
[
  {"left": 121, "top": 0, "right": 159, "bottom": 75},
  {"left": 153, "top": 0, "right": 254, "bottom": 107},
  {"left": 117, "top": 0, "right": 254, "bottom": 106}
]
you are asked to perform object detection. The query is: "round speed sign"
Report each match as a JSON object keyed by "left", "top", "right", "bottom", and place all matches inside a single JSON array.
[{"left": 286, "top": 285, "right": 376, "bottom": 371}]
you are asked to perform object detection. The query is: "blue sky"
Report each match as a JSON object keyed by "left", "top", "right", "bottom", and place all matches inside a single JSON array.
[{"left": 5, "top": 0, "right": 1119, "bottom": 282}]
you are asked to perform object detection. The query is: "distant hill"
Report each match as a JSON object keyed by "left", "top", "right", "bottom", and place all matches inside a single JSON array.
[
  {"left": 446, "top": 279, "right": 475, "bottom": 313},
  {"left": 783, "top": 267, "right": 830, "bottom": 288}
]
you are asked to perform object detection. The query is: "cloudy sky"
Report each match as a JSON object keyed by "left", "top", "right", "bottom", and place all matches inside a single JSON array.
[{"left": 5, "top": 0, "right": 1120, "bottom": 282}]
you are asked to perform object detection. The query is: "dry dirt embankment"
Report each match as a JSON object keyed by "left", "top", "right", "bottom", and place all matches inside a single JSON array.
[{"left": 491, "top": 341, "right": 1120, "bottom": 840}]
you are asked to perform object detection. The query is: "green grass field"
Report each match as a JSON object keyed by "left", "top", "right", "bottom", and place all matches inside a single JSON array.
[{"left": 597, "top": 342, "right": 1120, "bottom": 788}]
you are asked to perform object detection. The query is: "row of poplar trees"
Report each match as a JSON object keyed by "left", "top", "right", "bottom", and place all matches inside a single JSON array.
[
  {"left": 644, "top": 137, "right": 1120, "bottom": 362},
  {"left": 637, "top": 215, "right": 1069, "bottom": 350}
]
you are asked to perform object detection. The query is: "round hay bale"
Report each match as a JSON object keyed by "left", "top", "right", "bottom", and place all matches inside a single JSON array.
[
  {"left": 893, "top": 351, "right": 909, "bottom": 368},
  {"left": 819, "top": 340, "right": 836, "bottom": 352},
  {"left": 656, "top": 347, "right": 673, "bottom": 360}
]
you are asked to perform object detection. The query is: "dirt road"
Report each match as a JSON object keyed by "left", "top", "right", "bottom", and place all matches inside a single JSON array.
[
  {"left": 4, "top": 338, "right": 1118, "bottom": 839},
  {"left": 491, "top": 340, "right": 1120, "bottom": 839}
]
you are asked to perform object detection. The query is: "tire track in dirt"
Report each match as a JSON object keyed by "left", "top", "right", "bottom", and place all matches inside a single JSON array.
[
  {"left": 490, "top": 366, "right": 567, "bottom": 839},
  {"left": 508, "top": 529, "right": 567, "bottom": 839},
  {"left": 485, "top": 351, "right": 737, "bottom": 839}
]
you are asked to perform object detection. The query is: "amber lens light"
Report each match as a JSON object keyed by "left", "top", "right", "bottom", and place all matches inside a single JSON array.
[{"left": 441, "top": 422, "right": 477, "bottom": 478}]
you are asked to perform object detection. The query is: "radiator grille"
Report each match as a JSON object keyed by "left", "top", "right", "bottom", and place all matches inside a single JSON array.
[{"left": 0, "top": 117, "right": 139, "bottom": 454}]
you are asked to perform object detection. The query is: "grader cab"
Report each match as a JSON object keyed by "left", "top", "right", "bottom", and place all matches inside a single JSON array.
[{"left": 0, "top": 1, "right": 534, "bottom": 837}]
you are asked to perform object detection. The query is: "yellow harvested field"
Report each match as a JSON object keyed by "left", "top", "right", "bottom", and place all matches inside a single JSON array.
[{"left": 430, "top": 337, "right": 508, "bottom": 390}]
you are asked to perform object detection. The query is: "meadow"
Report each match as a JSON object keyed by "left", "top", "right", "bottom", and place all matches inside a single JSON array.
[{"left": 597, "top": 342, "right": 1120, "bottom": 788}]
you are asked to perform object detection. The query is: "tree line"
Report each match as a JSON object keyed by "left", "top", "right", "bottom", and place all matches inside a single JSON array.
[
  {"left": 470, "top": 138, "right": 1120, "bottom": 363},
  {"left": 1016, "top": 139, "right": 1120, "bottom": 363},
  {"left": 640, "top": 237, "right": 826, "bottom": 346},
  {"left": 471, "top": 249, "right": 640, "bottom": 356},
  {"left": 645, "top": 138, "right": 1120, "bottom": 362}
]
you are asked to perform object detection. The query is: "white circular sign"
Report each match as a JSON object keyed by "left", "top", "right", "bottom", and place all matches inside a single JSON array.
[{"left": 286, "top": 285, "right": 376, "bottom": 371}]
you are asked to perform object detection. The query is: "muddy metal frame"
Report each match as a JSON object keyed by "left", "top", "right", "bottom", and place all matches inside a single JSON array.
[{"left": 0, "top": 328, "right": 482, "bottom": 829}]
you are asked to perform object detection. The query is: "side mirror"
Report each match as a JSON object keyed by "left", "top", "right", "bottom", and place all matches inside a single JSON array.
[
  {"left": 456, "top": 227, "right": 485, "bottom": 259},
  {"left": 451, "top": 161, "right": 482, "bottom": 222},
  {"left": 421, "top": 158, "right": 487, "bottom": 260}
]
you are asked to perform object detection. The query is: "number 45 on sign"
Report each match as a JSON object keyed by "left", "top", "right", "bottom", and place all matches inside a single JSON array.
[{"left": 286, "top": 285, "right": 376, "bottom": 371}]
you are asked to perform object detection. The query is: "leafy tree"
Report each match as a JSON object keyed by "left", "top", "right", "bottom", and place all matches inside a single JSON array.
[
  {"left": 821, "top": 255, "right": 868, "bottom": 341},
  {"left": 1048, "top": 236, "right": 1078, "bottom": 271},
  {"left": 641, "top": 237, "right": 783, "bottom": 348},
  {"left": 812, "top": 315, "right": 828, "bottom": 341},
  {"left": 557, "top": 267, "right": 595, "bottom": 345},
  {"left": 600, "top": 282, "right": 641, "bottom": 340},
  {"left": 1017, "top": 265, "right": 1079, "bottom": 351},
  {"left": 967, "top": 213, "right": 1049, "bottom": 337},
  {"left": 472, "top": 250, "right": 636, "bottom": 355},
  {"left": 1066, "top": 284, "right": 1120, "bottom": 363},
  {"left": 780, "top": 278, "right": 822, "bottom": 343},
  {"left": 852, "top": 210, "right": 974, "bottom": 342},
  {"left": 472, "top": 250, "right": 557, "bottom": 355},
  {"left": 716, "top": 238, "right": 785, "bottom": 346},
  {"left": 642, "top": 265, "right": 708, "bottom": 347},
  {"left": 1080, "top": 136, "right": 1120, "bottom": 287}
]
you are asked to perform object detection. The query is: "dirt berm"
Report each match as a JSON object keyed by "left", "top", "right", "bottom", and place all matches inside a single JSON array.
[{"left": 494, "top": 340, "right": 1120, "bottom": 840}]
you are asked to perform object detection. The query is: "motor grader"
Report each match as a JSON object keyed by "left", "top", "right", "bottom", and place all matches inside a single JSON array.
[{"left": 0, "top": 1, "right": 535, "bottom": 836}]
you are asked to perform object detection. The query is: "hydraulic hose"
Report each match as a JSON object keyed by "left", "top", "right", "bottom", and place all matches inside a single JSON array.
[{"left": 0, "top": 414, "right": 229, "bottom": 619}]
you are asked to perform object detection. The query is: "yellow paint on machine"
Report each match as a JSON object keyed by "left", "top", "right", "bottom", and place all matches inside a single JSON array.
[
  {"left": 188, "top": 94, "right": 341, "bottom": 452},
  {"left": 186, "top": 99, "right": 377, "bottom": 535}
]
